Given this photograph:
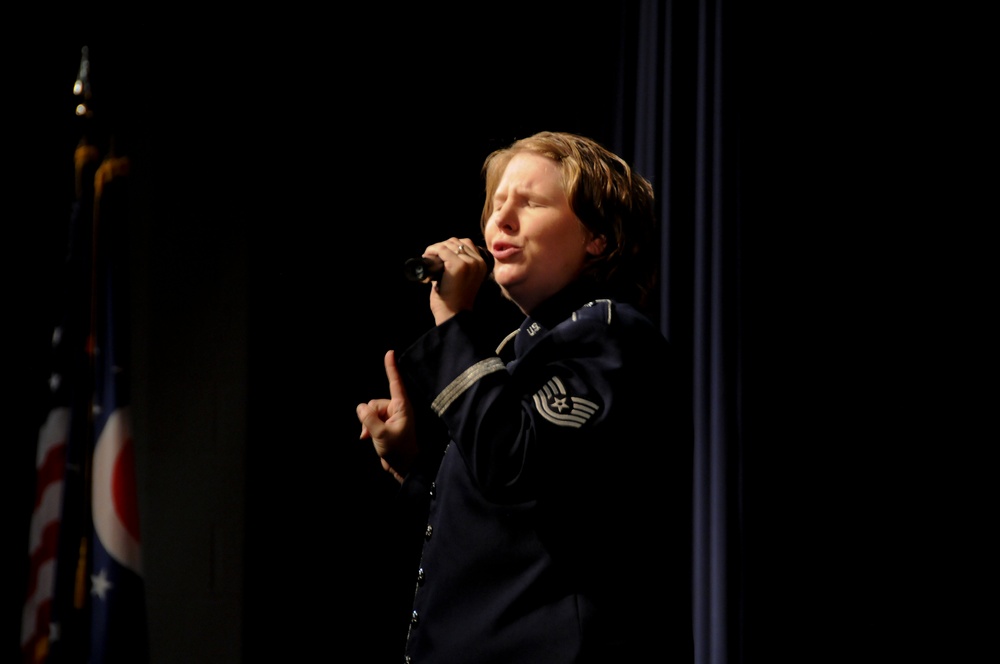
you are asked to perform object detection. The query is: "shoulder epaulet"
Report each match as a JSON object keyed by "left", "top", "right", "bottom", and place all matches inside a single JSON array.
[{"left": 572, "top": 299, "right": 614, "bottom": 324}]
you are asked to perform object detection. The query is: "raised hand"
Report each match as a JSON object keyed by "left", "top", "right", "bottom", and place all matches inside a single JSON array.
[{"left": 356, "top": 349, "right": 418, "bottom": 483}]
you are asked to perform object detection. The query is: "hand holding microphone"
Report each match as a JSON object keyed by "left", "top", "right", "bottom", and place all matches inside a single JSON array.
[
  {"left": 403, "top": 239, "right": 493, "bottom": 325},
  {"left": 404, "top": 243, "right": 495, "bottom": 282}
]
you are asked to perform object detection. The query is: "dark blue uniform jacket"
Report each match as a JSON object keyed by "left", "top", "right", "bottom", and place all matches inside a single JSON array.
[{"left": 396, "top": 282, "right": 692, "bottom": 664}]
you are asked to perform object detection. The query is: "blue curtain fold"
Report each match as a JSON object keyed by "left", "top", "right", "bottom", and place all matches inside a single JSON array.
[{"left": 612, "top": 2, "right": 741, "bottom": 662}]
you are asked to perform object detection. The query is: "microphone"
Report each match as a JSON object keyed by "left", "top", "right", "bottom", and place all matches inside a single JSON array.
[{"left": 403, "top": 245, "right": 494, "bottom": 282}]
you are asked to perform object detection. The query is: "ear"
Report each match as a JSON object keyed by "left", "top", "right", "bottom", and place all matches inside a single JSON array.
[{"left": 585, "top": 233, "right": 607, "bottom": 256}]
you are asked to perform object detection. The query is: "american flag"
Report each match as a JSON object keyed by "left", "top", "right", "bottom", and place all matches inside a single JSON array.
[{"left": 20, "top": 46, "right": 149, "bottom": 664}]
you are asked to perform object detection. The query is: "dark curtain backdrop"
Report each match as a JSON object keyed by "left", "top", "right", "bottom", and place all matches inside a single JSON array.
[
  {"left": 612, "top": 3, "right": 985, "bottom": 663},
  {"left": 610, "top": 3, "right": 740, "bottom": 662}
]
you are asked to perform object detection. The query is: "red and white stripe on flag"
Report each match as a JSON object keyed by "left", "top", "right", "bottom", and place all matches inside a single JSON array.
[{"left": 20, "top": 406, "right": 71, "bottom": 663}]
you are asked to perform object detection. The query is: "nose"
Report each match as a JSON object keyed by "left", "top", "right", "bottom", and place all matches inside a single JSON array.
[{"left": 491, "top": 200, "right": 518, "bottom": 233}]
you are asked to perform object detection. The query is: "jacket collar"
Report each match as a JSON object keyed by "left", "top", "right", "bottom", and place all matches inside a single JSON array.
[{"left": 512, "top": 280, "right": 607, "bottom": 358}]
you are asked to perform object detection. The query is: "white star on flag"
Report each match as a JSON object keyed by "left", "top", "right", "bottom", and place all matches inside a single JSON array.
[{"left": 91, "top": 568, "right": 114, "bottom": 600}]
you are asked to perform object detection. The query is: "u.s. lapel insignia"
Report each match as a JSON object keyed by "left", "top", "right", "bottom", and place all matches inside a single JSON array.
[{"left": 532, "top": 376, "right": 600, "bottom": 428}]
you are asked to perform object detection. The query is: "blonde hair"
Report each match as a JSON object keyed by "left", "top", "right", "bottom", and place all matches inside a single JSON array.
[{"left": 480, "top": 131, "right": 657, "bottom": 308}]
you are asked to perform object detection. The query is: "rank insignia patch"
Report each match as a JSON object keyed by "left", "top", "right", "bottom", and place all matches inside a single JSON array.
[{"left": 531, "top": 376, "right": 600, "bottom": 428}]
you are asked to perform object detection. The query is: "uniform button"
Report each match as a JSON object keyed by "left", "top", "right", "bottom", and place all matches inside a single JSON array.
[
  {"left": 411, "top": 610, "right": 419, "bottom": 626},
  {"left": 424, "top": 524, "right": 433, "bottom": 539},
  {"left": 404, "top": 657, "right": 412, "bottom": 663},
  {"left": 417, "top": 567, "right": 425, "bottom": 584},
  {"left": 429, "top": 481, "right": 436, "bottom": 498}
]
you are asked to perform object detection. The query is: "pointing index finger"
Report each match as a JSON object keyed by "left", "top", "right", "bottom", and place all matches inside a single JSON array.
[{"left": 384, "top": 349, "right": 408, "bottom": 401}]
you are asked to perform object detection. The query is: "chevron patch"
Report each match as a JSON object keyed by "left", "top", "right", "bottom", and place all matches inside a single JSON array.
[{"left": 531, "top": 376, "right": 600, "bottom": 428}]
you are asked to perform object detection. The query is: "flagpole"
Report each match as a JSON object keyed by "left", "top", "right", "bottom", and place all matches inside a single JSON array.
[{"left": 21, "top": 44, "right": 149, "bottom": 664}]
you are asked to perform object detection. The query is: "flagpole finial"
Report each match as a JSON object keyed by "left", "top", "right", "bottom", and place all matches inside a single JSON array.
[{"left": 74, "top": 46, "right": 93, "bottom": 118}]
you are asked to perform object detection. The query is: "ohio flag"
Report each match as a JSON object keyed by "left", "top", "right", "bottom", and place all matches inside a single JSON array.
[{"left": 21, "top": 45, "right": 149, "bottom": 664}]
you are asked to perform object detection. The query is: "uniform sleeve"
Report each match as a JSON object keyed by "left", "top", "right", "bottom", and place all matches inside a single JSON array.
[
  {"left": 398, "top": 304, "right": 672, "bottom": 504},
  {"left": 392, "top": 376, "right": 450, "bottom": 531}
]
